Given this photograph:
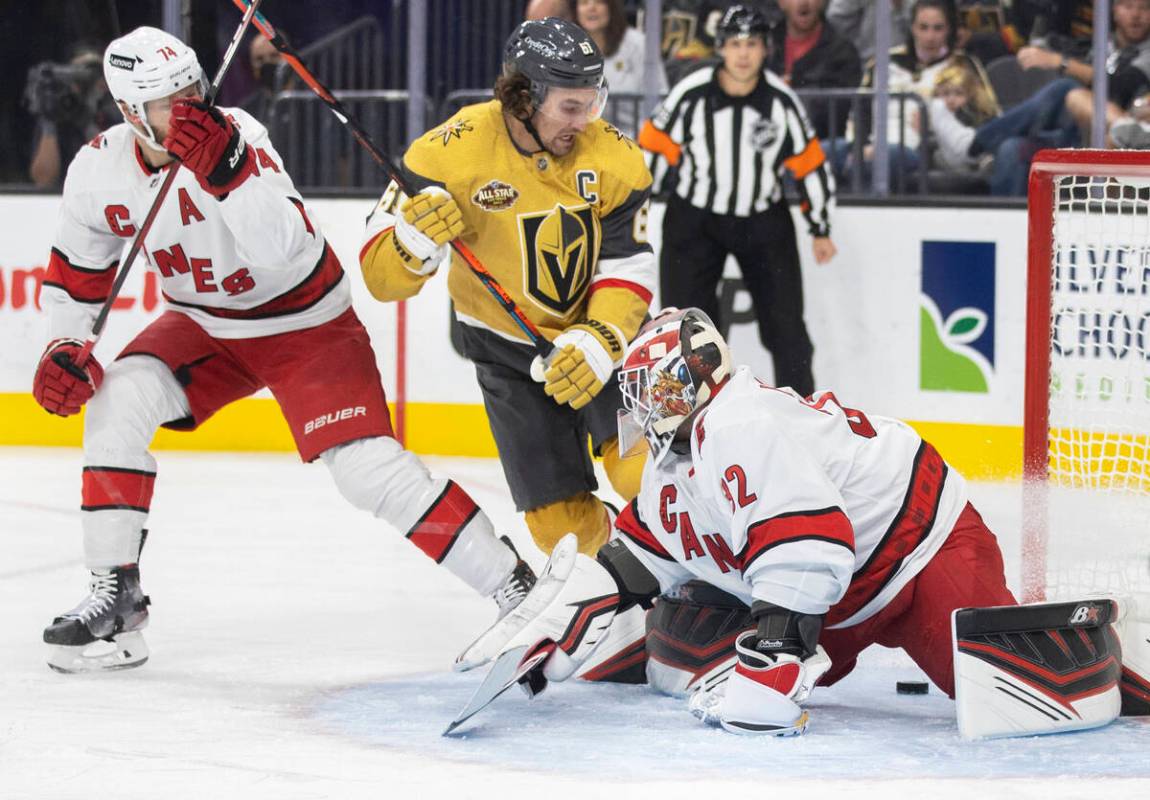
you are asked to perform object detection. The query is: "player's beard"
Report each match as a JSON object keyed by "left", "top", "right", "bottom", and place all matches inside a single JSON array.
[{"left": 545, "top": 127, "right": 581, "bottom": 156}]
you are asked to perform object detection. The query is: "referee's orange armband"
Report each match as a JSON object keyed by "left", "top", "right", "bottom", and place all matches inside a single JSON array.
[{"left": 637, "top": 121, "right": 682, "bottom": 167}]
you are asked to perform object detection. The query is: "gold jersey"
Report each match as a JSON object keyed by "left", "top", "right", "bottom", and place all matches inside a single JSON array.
[{"left": 360, "top": 99, "right": 656, "bottom": 346}]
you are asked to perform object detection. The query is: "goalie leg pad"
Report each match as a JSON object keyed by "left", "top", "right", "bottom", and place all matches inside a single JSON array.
[
  {"left": 575, "top": 604, "right": 649, "bottom": 684},
  {"left": 456, "top": 534, "right": 620, "bottom": 680},
  {"left": 645, "top": 582, "right": 750, "bottom": 697},
  {"left": 952, "top": 599, "right": 1123, "bottom": 740},
  {"left": 1114, "top": 597, "right": 1150, "bottom": 716}
]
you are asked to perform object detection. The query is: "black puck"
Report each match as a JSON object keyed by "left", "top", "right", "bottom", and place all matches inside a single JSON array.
[{"left": 897, "top": 681, "right": 929, "bottom": 695}]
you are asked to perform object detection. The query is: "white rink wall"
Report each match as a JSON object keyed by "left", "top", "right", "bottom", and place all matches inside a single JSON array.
[{"left": 0, "top": 193, "right": 1029, "bottom": 427}]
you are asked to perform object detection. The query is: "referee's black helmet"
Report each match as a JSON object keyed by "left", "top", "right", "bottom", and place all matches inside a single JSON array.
[{"left": 714, "top": 4, "right": 769, "bottom": 48}]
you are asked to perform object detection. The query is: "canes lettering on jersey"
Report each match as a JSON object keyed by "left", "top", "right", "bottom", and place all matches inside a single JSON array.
[
  {"left": 40, "top": 110, "right": 348, "bottom": 346},
  {"left": 612, "top": 367, "right": 968, "bottom": 626}
]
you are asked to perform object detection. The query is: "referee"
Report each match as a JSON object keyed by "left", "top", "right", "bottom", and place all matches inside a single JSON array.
[{"left": 638, "top": 3, "right": 836, "bottom": 397}]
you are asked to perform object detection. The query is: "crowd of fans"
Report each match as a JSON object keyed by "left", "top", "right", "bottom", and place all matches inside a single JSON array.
[{"left": 10, "top": 0, "right": 1150, "bottom": 196}]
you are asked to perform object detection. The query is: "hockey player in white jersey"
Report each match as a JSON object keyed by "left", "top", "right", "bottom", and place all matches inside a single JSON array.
[
  {"left": 461, "top": 307, "right": 1150, "bottom": 737},
  {"left": 458, "top": 307, "right": 1029, "bottom": 735},
  {"left": 32, "top": 26, "right": 534, "bottom": 673}
]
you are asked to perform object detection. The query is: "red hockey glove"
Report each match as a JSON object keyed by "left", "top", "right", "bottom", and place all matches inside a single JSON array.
[
  {"left": 164, "top": 99, "right": 255, "bottom": 195},
  {"left": 33, "top": 339, "right": 104, "bottom": 417}
]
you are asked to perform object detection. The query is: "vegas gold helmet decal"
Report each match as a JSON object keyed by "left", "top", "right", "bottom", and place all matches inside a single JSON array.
[{"left": 518, "top": 203, "right": 599, "bottom": 316}]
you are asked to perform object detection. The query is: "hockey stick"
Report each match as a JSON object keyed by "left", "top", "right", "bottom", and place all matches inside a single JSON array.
[
  {"left": 74, "top": 0, "right": 264, "bottom": 368},
  {"left": 232, "top": 0, "right": 554, "bottom": 359},
  {"left": 443, "top": 641, "right": 555, "bottom": 736}
]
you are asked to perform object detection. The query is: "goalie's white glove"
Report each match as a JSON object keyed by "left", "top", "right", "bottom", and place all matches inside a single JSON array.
[
  {"left": 690, "top": 603, "right": 831, "bottom": 736},
  {"left": 455, "top": 533, "right": 620, "bottom": 685},
  {"left": 393, "top": 186, "right": 463, "bottom": 274}
]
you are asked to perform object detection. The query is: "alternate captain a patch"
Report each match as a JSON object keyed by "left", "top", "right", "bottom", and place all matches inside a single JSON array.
[
  {"left": 517, "top": 203, "right": 599, "bottom": 316},
  {"left": 429, "top": 118, "right": 474, "bottom": 146}
]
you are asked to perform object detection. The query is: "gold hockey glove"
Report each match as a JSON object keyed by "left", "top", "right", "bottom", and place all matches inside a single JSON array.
[
  {"left": 393, "top": 186, "right": 464, "bottom": 274},
  {"left": 530, "top": 319, "right": 624, "bottom": 410}
]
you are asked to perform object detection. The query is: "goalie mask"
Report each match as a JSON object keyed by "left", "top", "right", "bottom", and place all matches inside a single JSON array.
[
  {"left": 104, "top": 26, "right": 206, "bottom": 152},
  {"left": 618, "top": 308, "right": 732, "bottom": 466}
]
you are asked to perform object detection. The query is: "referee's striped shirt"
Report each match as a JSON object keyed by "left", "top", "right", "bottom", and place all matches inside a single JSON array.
[{"left": 638, "top": 64, "right": 834, "bottom": 236}]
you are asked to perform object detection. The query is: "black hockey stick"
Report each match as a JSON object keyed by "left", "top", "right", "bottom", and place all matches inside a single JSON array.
[
  {"left": 74, "top": 0, "right": 264, "bottom": 368},
  {"left": 232, "top": 0, "right": 554, "bottom": 359}
]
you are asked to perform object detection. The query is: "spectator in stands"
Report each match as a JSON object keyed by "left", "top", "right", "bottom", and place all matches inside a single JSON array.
[
  {"left": 241, "top": 34, "right": 286, "bottom": 121},
  {"left": 661, "top": 1, "right": 772, "bottom": 85},
  {"left": 925, "top": 60, "right": 999, "bottom": 186},
  {"left": 26, "top": 43, "right": 116, "bottom": 189},
  {"left": 1111, "top": 91, "right": 1150, "bottom": 146},
  {"left": 1017, "top": 0, "right": 1094, "bottom": 46},
  {"left": 1015, "top": 0, "right": 1150, "bottom": 142},
  {"left": 767, "top": 0, "right": 862, "bottom": 139},
  {"left": 570, "top": 0, "right": 667, "bottom": 135},
  {"left": 953, "top": 0, "right": 1019, "bottom": 65},
  {"left": 826, "top": 0, "right": 911, "bottom": 63},
  {"left": 839, "top": 0, "right": 993, "bottom": 189},
  {"left": 526, "top": 0, "right": 573, "bottom": 21},
  {"left": 960, "top": 76, "right": 1079, "bottom": 194}
]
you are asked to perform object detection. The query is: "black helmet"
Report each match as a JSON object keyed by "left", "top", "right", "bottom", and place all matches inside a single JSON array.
[
  {"left": 714, "top": 4, "right": 769, "bottom": 48},
  {"left": 503, "top": 17, "right": 605, "bottom": 107}
]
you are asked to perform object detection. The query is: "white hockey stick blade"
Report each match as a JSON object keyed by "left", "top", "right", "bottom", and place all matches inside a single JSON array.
[{"left": 443, "top": 642, "right": 553, "bottom": 736}]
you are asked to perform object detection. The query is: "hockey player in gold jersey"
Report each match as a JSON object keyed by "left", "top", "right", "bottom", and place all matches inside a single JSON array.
[{"left": 359, "top": 18, "right": 656, "bottom": 557}]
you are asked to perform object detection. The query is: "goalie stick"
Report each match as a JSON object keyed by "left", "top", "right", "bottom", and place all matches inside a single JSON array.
[
  {"left": 443, "top": 641, "right": 555, "bottom": 736},
  {"left": 232, "top": 0, "right": 554, "bottom": 359},
  {"left": 73, "top": 0, "right": 264, "bottom": 369}
]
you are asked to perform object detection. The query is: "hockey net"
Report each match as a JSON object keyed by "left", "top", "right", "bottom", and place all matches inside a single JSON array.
[{"left": 1023, "top": 150, "right": 1150, "bottom": 604}]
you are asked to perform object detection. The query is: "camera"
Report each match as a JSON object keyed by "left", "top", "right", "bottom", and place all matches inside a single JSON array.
[{"left": 24, "top": 59, "right": 106, "bottom": 126}]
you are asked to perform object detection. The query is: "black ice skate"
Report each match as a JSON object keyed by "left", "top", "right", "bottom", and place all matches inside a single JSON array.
[
  {"left": 43, "top": 565, "right": 151, "bottom": 673},
  {"left": 493, "top": 536, "right": 536, "bottom": 618}
]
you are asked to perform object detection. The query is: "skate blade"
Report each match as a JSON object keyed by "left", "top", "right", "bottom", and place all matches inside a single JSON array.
[{"left": 47, "top": 631, "right": 149, "bottom": 674}]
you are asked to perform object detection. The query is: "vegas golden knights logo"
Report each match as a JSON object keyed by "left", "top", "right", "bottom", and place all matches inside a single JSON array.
[{"left": 518, "top": 204, "right": 599, "bottom": 316}]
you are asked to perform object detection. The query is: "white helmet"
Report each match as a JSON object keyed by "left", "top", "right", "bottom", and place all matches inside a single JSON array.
[
  {"left": 617, "top": 308, "right": 732, "bottom": 466},
  {"left": 103, "top": 26, "right": 204, "bottom": 151}
]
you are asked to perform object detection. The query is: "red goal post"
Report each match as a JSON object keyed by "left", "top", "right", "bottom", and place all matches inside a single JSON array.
[{"left": 1024, "top": 149, "right": 1150, "bottom": 603}]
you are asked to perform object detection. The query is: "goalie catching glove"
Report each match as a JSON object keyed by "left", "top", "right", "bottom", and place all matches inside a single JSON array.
[
  {"left": 530, "top": 319, "right": 624, "bottom": 410},
  {"left": 393, "top": 187, "right": 464, "bottom": 274},
  {"left": 32, "top": 339, "right": 104, "bottom": 417},
  {"left": 689, "top": 601, "right": 831, "bottom": 736},
  {"left": 455, "top": 533, "right": 620, "bottom": 689}
]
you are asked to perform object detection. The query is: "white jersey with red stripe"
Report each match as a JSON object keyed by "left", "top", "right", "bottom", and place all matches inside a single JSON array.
[
  {"left": 40, "top": 109, "right": 348, "bottom": 344},
  {"left": 615, "top": 366, "right": 969, "bottom": 630}
]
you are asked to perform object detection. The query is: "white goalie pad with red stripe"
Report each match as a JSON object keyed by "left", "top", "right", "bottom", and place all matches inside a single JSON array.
[{"left": 952, "top": 600, "right": 1123, "bottom": 740}]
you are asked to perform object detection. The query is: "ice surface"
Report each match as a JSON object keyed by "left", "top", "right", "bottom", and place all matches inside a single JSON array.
[{"left": 2, "top": 449, "right": 1148, "bottom": 800}]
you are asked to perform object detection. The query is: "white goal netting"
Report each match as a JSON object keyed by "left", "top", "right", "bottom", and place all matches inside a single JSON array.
[{"left": 1037, "top": 172, "right": 1150, "bottom": 603}]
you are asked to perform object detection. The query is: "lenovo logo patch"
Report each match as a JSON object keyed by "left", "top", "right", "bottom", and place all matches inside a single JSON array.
[{"left": 108, "top": 54, "right": 137, "bottom": 71}]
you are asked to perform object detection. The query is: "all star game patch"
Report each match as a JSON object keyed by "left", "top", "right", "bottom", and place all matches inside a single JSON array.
[{"left": 471, "top": 180, "right": 520, "bottom": 212}]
